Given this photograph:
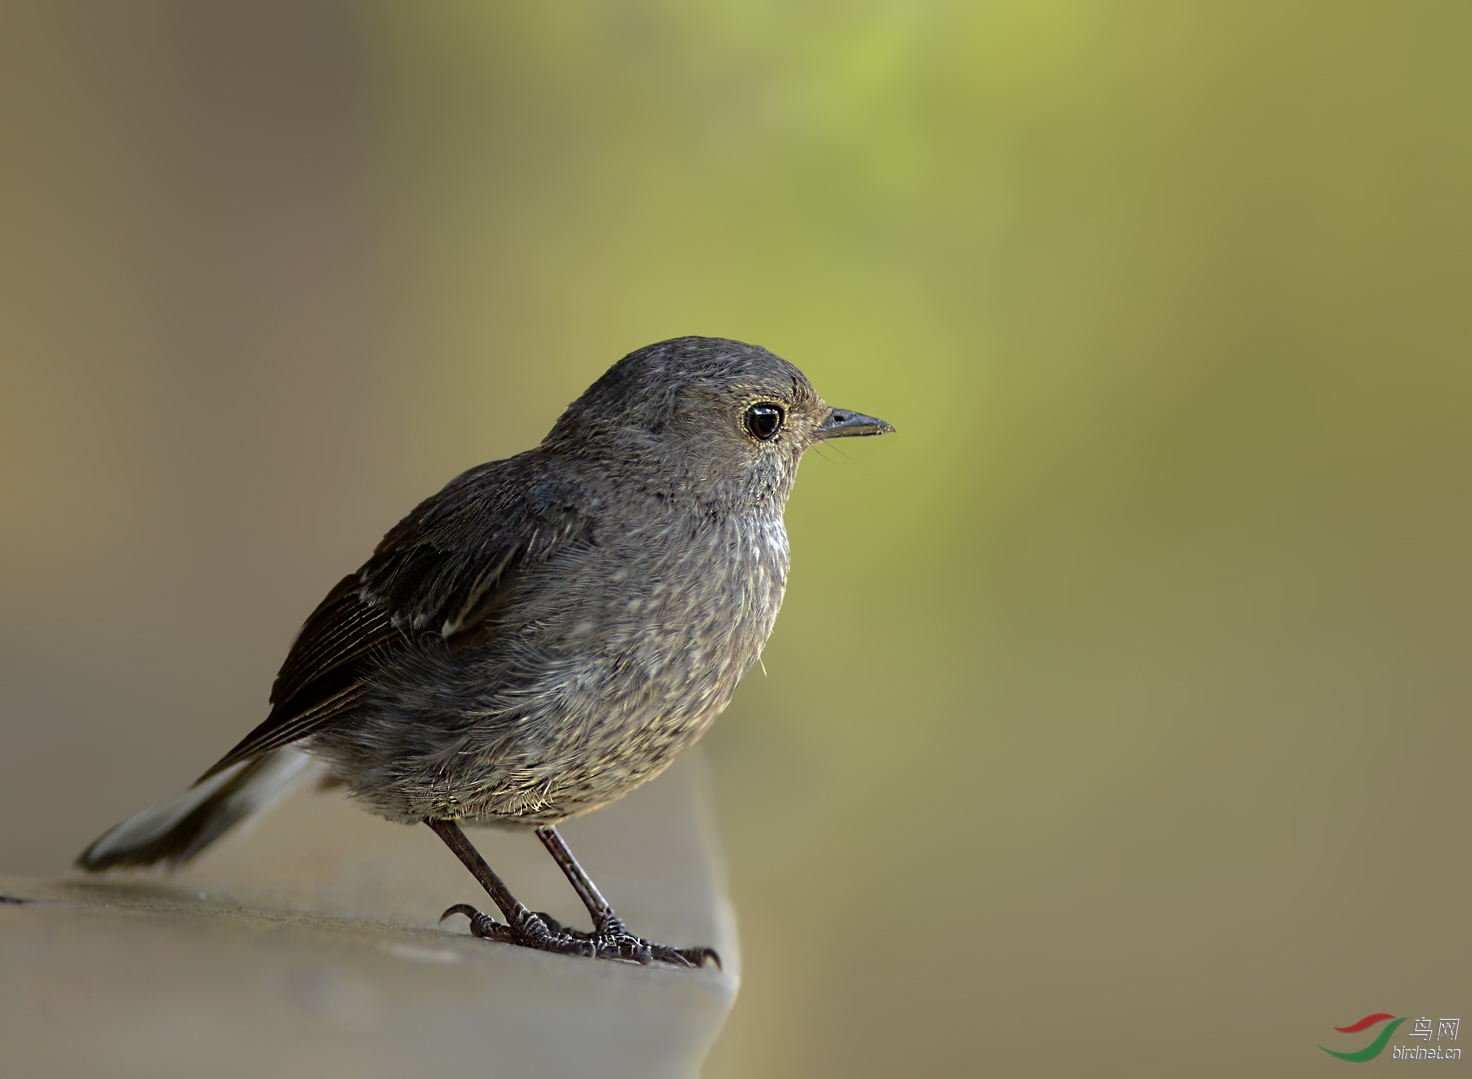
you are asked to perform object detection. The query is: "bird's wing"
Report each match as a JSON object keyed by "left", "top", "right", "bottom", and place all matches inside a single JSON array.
[{"left": 197, "top": 463, "right": 591, "bottom": 782}]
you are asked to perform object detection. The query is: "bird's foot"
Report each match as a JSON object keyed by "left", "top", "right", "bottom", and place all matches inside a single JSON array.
[
  {"left": 439, "top": 904, "right": 719, "bottom": 969},
  {"left": 549, "top": 910, "right": 721, "bottom": 969}
]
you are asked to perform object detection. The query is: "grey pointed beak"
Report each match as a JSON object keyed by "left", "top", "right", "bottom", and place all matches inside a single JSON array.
[{"left": 814, "top": 406, "right": 896, "bottom": 439}]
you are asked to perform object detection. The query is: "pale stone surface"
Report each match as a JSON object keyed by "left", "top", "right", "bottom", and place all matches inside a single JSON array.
[{"left": 0, "top": 752, "right": 738, "bottom": 1079}]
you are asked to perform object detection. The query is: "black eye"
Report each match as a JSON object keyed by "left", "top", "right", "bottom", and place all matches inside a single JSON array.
[{"left": 744, "top": 403, "right": 784, "bottom": 441}]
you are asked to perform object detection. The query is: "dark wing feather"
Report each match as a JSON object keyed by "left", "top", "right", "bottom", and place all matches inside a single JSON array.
[
  {"left": 197, "top": 575, "right": 396, "bottom": 781},
  {"left": 197, "top": 461, "right": 590, "bottom": 783},
  {"left": 270, "top": 573, "right": 393, "bottom": 709}
]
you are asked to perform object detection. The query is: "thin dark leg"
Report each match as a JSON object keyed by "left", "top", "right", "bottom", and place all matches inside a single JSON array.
[
  {"left": 428, "top": 819, "right": 527, "bottom": 925},
  {"left": 429, "top": 818, "right": 718, "bottom": 968},
  {"left": 535, "top": 824, "right": 721, "bottom": 970},
  {"left": 535, "top": 825, "right": 618, "bottom": 930},
  {"left": 427, "top": 819, "right": 590, "bottom": 954}
]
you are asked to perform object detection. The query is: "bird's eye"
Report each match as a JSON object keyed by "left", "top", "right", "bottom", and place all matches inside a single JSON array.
[{"left": 744, "top": 403, "right": 785, "bottom": 441}]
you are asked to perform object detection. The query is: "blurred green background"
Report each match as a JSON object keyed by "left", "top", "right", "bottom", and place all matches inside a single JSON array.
[{"left": 2, "top": 2, "right": 1468, "bottom": 1075}]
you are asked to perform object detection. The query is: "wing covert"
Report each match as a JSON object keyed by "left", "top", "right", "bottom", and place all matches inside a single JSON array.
[{"left": 196, "top": 463, "right": 592, "bottom": 783}]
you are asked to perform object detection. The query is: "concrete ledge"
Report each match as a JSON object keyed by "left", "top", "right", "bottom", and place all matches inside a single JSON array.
[{"left": 0, "top": 752, "right": 738, "bottom": 1079}]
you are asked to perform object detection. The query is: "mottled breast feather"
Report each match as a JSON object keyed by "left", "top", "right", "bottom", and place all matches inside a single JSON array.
[{"left": 305, "top": 478, "right": 792, "bottom": 826}]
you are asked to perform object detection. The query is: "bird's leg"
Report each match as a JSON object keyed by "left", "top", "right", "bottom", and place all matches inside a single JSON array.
[
  {"left": 534, "top": 825, "right": 623, "bottom": 936},
  {"left": 428, "top": 819, "right": 594, "bottom": 958},
  {"left": 534, "top": 824, "right": 721, "bottom": 970}
]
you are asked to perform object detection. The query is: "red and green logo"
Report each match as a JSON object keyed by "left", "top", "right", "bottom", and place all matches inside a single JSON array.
[{"left": 1319, "top": 1013, "right": 1405, "bottom": 1062}]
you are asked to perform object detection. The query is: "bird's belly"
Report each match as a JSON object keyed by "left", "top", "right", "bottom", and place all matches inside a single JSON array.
[
  {"left": 323, "top": 522, "right": 788, "bottom": 825},
  {"left": 462, "top": 560, "right": 784, "bottom": 823}
]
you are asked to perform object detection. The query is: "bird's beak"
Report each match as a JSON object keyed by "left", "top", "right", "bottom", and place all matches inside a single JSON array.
[{"left": 814, "top": 406, "right": 896, "bottom": 439}]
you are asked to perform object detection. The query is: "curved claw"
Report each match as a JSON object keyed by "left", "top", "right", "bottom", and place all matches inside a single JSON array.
[
  {"left": 641, "top": 942, "right": 720, "bottom": 970},
  {"left": 438, "top": 902, "right": 483, "bottom": 926},
  {"left": 439, "top": 902, "right": 516, "bottom": 942},
  {"left": 670, "top": 945, "right": 721, "bottom": 970}
]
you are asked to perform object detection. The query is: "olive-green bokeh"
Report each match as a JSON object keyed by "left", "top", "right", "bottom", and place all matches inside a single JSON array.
[{"left": 2, "top": 3, "right": 1467, "bottom": 1075}]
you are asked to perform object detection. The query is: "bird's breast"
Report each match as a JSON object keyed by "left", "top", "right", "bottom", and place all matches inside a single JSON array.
[
  {"left": 587, "top": 511, "right": 789, "bottom": 687},
  {"left": 341, "top": 510, "right": 793, "bottom": 824}
]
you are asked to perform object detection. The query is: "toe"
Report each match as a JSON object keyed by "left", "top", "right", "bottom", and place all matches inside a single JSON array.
[{"left": 439, "top": 903, "right": 516, "bottom": 943}]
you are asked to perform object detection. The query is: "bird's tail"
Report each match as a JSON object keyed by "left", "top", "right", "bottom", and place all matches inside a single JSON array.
[{"left": 76, "top": 747, "right": 321, "bottom": 871}]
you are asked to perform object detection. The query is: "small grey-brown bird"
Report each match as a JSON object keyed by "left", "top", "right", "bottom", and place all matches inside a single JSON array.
[{"left": 78, "top": 336, "right": 893, "bottom": 966}]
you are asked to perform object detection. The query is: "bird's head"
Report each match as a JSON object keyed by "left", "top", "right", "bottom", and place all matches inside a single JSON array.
[{"left": 543, "top": 336, "right": 894, "bottom": 513}]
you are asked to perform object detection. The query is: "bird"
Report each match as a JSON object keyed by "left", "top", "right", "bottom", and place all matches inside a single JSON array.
[{"left": 77, "top": 336, "right": 893, "bottom": 967}]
